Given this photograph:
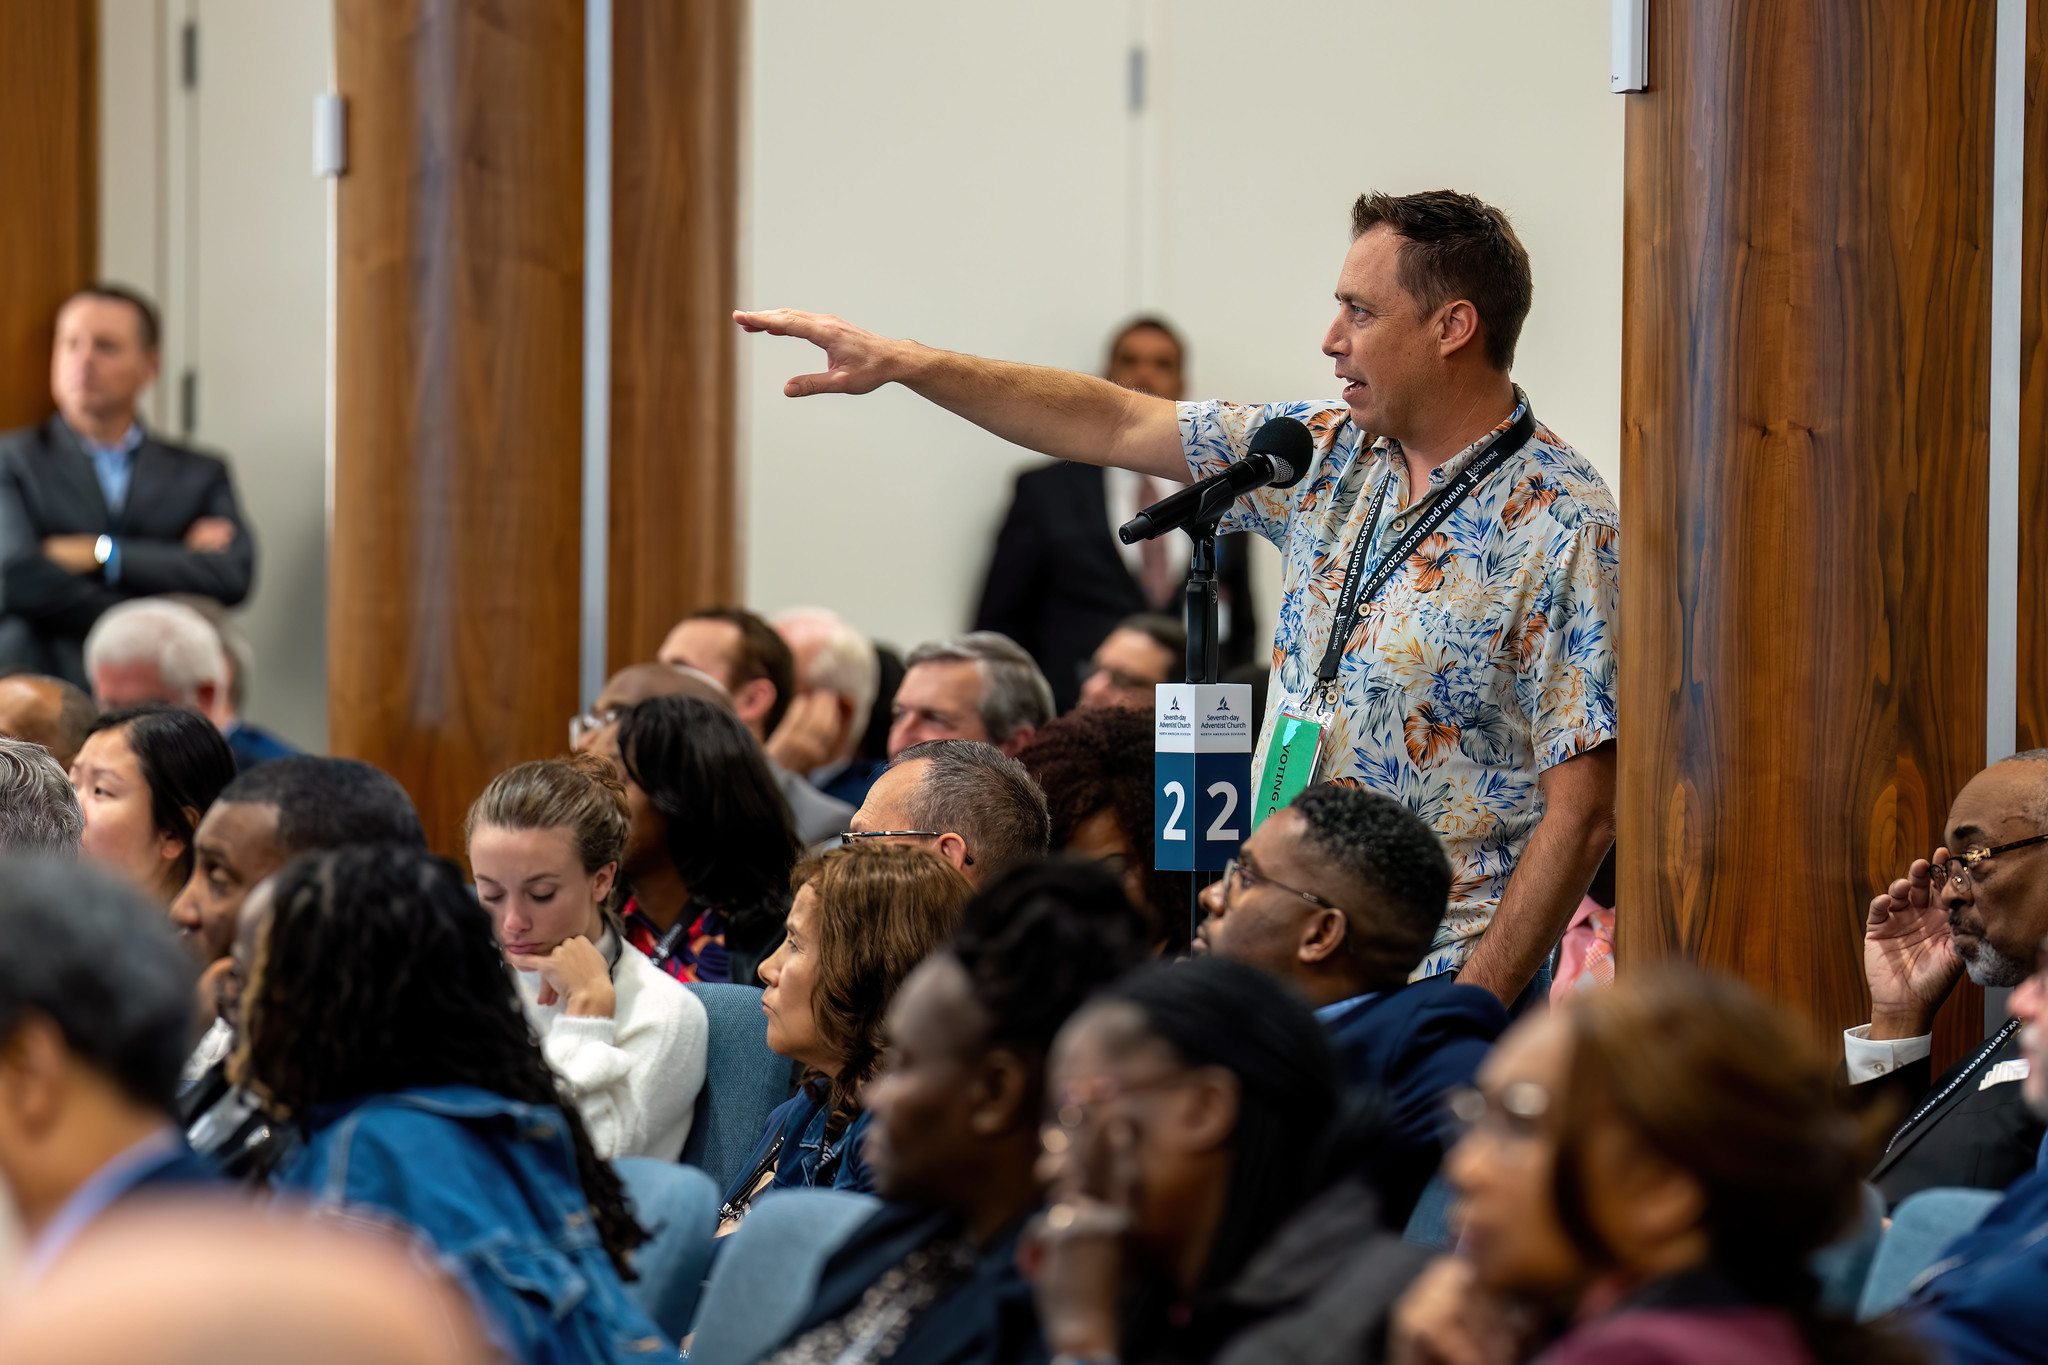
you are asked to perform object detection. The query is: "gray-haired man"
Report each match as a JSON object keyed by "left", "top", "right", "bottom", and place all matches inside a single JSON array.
[
  {"left": 0, "top": 736, "right": 83, "bottom": 856},
  {"left": 886, "top": 632, "right": 1055, "bottom": 760},
  {"left": 847, "top": 739, "right": 1050, "bottom": 888}
]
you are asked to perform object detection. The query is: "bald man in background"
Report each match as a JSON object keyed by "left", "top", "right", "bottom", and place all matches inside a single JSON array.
[
  {"left": 570, "top": 661, "right": 732, "bottom": 756},
  {"left": 0, "top": 673, "right": 95, "bottom": 769},
  {"left": 0, "top": 1203, "right": 493, "bottom": 1363}
]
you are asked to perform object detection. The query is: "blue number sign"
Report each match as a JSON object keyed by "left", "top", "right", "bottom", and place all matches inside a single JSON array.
[{"left": 1154, "top": 683, "right": 1254, "bottom": 871}]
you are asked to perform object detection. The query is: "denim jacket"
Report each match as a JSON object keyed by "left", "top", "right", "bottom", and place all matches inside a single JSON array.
[
  {"left": 720, "top": 1085, "right": 874, "bottom": 1215},
  {"left": 274, "top": 1085, "right": 668, "bottom": 1363}
]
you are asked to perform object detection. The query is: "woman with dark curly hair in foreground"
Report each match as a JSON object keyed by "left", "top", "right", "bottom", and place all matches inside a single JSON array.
[{"left": 235, "top": 845, "right": 668, "bottom": 1363}]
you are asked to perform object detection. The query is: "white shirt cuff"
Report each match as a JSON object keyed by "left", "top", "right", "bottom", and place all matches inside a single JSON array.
[{"left": 1844, "top": 1024, "right": 1933, "bottom": 1083}]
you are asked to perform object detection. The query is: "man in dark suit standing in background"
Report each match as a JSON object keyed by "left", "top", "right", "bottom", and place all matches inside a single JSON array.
[
  {"left": 974, "top": 317, "right": 1253, "bottom": 712},
  {"left": 0, "top": 286, "right": 254, "bottom": 688}
]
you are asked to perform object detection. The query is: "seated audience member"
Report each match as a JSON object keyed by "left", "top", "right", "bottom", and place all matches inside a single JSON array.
[
  {"left": 0, "top": 1203, "right": 494, "bottom": 1364},
  {"left": 860, "top": 644, "right": 907, "bottom": 762},
  {"left": 0, "top": 671, "right": 95, "bottom": 769},
  {"left": 1901, "top": 939, "right": 2048, "bottom": 1362},
  {"left": 240, "top": 846, "right": 668, "bottom": 1361},
  {"left": 658, "top": 605, "right": 853, "bottom": 842},
  {"left": 889, "top": 633, "right": 1055, "bottom": 760},
  {"left": 164, "top": 594, "right": 297, "bottom": 771},
  {"left": 599, "top": 693, "right": 802, "bottom": 985},
  {"left": 1391, "top": 968, "right": 1921, "bottom": 1365},
  {"left": 1076, "top": 613, "right": 1184, "bottom": 712},
  {"left": 769, "top": 606, "right": 887, "bottom": 807},
  {"left": 1018, "top": 707, "right": 1190, "bottom": 951},
  {"left": 0, "top": 860, "right": 219, "bottom": 1277},
  {"left": 1847, "top": 750, "right": 2048, "bottom": 1205},
  {"left": 1022, "top": 957, "right": 1424, "bottom": 1365},
  {"left": 466, "top": 754, "right": 709, "bottom": 1161},
  {"left": 849, "top": 740, "right": 1052, "bottom": 889},
  {"left": 0, "top": 286, "right": 252, "bottom": 688},
  {"left": 1196, "top": 783, "right": 1506, "bottom": 1223},
  {"left": 71, "top": 702, "right": 235, "bottom": 906},
  {"left": 721, "top": 844, "right": 972, "bottom": 1224},
  {"left": 0, "top": 736, "right": 84, "bottom": 855},
  {"left": 764, "top": 859, "right": 1152, "bottom": 1365},
  {"left": 170, "top": 756, "right": 425, "bottom": 1175},
  {"left": 569, "top": 659, "right": 730, "bottom": 753},
  {"left": 82, "top": 595, "right": 227, "bottom": 718}
]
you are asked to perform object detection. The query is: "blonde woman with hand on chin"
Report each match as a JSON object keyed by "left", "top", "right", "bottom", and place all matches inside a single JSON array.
[{"left": 467, "top": 753, "right": 709, "bottom": 1161}]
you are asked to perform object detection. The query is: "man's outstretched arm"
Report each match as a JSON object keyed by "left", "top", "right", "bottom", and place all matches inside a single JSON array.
[{"left": 736, "top": 309, "right": 1189, "bottom": 480}]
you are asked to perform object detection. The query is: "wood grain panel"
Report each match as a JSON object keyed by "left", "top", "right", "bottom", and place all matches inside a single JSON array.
[
  {"left": 330, "top": 0, "right": 584, "bottom": 857},
  {"left": 606, "top": 0, "right": 741, "bottom": 671},
  {"left": 0, "top": 0, "right": 95, "bottom": 430},
  {"left": 1618, "top": 0, "right": 1996, "bottom": 1051},
  {"left": 2020, "top": 0, "right": 2047, "bottom": 756}
]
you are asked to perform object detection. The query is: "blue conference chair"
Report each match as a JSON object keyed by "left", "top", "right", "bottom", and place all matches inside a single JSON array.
[
  {"left": 616, "top": 1157, "right": 722, "bottom": 1342},
  {"left": 681, "top": 983, "right": 799, "bottom": 1193},
  {"left": 1402, "top": 1171, "right": 1455, "bottom": 1250},
  {"left": 1810, "top": 1182, "right": 1886, "bottom": 1316},
  {"left": 1856, "top": 1187, "right": 2004, "bottom": 1321},
  {"left": 684, "top": 1188, "right": 881, "bottom": 1364}
]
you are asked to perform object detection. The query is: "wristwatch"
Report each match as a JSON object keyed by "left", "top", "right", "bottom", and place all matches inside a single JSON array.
[{"left": 93, "top": 534, "right": 113, "bottom": 567}]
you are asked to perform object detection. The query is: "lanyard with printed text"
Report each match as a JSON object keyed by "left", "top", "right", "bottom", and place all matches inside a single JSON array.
[{"left": 1312, "top": 404, "right": 1538, "bottom": 710}]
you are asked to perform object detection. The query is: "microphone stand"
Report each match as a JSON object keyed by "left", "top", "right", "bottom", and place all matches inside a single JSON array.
[{"left": 1126, "top": 479, "right": 1241, "bottom": 945}]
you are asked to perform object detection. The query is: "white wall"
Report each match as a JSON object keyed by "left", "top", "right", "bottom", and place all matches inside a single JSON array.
[
  {"left": 99, "top": 0, "right": 331, "bottom": 751},
  {"left": 744, "top": 0, "right": 1624, "bottom": 650}
]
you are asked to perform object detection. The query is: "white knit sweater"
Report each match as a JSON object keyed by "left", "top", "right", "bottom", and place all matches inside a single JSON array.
[{"left": 514, "top": 933, "right": 709, "bottom": 1161}]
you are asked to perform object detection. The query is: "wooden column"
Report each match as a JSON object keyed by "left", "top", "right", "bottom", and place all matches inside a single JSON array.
[
  {"left": 2020, "top": 0, "right": 2048, "bottom": 755},
  {"left": 605, "top": 0, "right": 742, "bottom": 670},
  {"left": 330, "top": 0, "right": 584, "bottom": 856},
  {"left": 0, "top": 0, "right": 94, "bottom": 429},
  {"left": 1619, "top": 1, "right": 1998, "bottom": 1050}
]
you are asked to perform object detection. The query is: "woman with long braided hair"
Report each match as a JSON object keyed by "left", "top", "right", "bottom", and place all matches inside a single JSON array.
[{"left": 236, "top": 845, "right": 668, "bottom": 1363}]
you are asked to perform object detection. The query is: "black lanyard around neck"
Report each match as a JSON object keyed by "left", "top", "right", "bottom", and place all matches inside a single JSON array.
[{"left": 1315, "top": 404, "right": 1537, "bottom": 694}]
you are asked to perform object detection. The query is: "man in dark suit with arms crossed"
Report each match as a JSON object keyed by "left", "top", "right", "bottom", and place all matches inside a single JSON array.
[{"left": 0, "top": 286, "right": 254, "bottom": 687}]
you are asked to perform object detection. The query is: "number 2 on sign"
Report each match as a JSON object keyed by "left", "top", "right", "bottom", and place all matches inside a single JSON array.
[
  {"left": 1206, "top": 781, "right": 1240, "bottom": 840},
  {"left": 1162, "top": 781, "right": 1187, "bottom": 841}
]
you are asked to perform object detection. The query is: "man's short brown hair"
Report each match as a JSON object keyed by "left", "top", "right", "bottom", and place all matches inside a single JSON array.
[
  {"left": 686, "top": 606, "right": 797, "bottom": 736},
  {"left": 1350, "top": 190, "right": 1532, "bottom": 371},
  {"left": 65, "top": 284, "right": 161, "bottom": 352}
]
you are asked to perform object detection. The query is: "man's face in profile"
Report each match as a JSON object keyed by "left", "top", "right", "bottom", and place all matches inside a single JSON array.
[{"left": 1106, "top": 325, "right": 1184, "bottom": 401}]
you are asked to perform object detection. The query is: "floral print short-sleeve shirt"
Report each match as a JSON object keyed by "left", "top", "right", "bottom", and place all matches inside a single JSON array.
[{"left": 1182, "top": 389, "right": 1618, "bottom": 977}]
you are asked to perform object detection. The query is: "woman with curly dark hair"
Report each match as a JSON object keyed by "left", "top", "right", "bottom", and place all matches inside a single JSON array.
[
  {"left": 236, "top": 845, "right": 669, "bottom": 1362},
  {"left": 718, "top": 842, "right": 972, "bottom": 1229},
  {"left": 1017, "top": 705, "right": 1190, "bottom": 953},
  {"left": 598, "top": 693, "right": 802, "bottom": 986}
]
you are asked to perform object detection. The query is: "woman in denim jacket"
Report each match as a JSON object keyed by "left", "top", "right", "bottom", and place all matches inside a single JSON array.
[
  {"left": 236, "top": 845, "right": 670, "bottom": 1363},
  {"left": 718, "top": 844, "right": 972, "bottom": 1231}
]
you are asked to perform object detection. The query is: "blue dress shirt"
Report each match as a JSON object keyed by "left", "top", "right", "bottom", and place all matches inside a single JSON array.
[{"left": 72, "top": 422, "right": 144, "bottom": 585}]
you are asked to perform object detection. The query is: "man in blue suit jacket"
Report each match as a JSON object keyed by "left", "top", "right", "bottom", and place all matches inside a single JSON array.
[
  {"left": 0, "top": 859, "right": 223, "bottom": 1277},
  {"left": 1196, "top": 783, "right": 1507, "bottom": 1224},
  {"left": 1903, "top": 935, "right": 2048, "bottom": 1364}
]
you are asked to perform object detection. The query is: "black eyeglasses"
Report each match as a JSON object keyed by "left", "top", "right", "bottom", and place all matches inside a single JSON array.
[
  {"left": 836, "top": 830, "right": 973, "bottom": 866},
  {"left": 1218, "top": 856, "right": 1341, "bottom": 914},
  {"left": 1931, "top": 833, "right": 2048, "bottom": 891}
]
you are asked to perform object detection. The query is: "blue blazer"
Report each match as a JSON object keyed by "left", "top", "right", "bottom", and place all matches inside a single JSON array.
[
  {"left": 722, "top": 1085, "right": 874, "bottom": 1211},
  {"left": 1321, "top": 975, "right": 1508, "bottom": 1224},
  {"left": 275, "top": 1085, "right": 668, "bottom": 1364},
  {"left": 1905, "top": 1163, "right": 2048, "bottom": 1364},
  {"left": 780, "top": 1202, "right": 1046, "bottom": 1365}
]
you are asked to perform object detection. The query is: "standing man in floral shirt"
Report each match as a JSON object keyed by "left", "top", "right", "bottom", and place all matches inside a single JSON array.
[{"left": 736, "top": 189, "right": 1616, "bottom": 1006}]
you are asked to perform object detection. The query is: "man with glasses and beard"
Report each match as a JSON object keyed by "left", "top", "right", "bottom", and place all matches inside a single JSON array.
[{"left": 1847, "top": 750, "right": 2048, "bottom": 1206}]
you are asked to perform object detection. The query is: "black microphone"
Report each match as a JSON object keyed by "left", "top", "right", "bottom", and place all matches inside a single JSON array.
[{"left": 1118, "top": 416, "right": 1313, "bottom": 543}]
